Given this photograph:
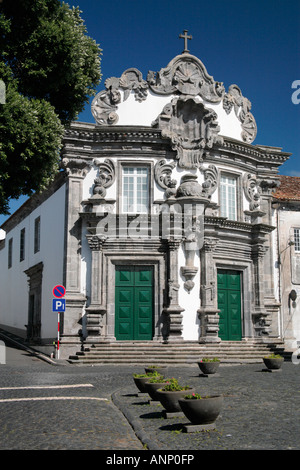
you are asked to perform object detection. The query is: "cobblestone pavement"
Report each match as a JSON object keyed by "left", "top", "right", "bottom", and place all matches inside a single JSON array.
[
  {"left": 113, "top": 361, "right": 300, "bottom": 450},
  {"left": 0, "top": 343, "right": 299, "bottom": 451}
]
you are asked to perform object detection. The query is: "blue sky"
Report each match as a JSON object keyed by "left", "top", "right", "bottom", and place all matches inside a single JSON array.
[{"left": 1, "top": 0, "right": 299, "bottom": 225}]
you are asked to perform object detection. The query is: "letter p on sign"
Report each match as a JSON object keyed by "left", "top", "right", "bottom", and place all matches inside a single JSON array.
[{"left": 52, "top": 299, "right": 66, "bottom": 312}]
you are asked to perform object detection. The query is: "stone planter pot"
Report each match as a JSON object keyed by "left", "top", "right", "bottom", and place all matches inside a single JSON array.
[
  {"left": 155, "top": 388, "right": 195, "bottom": 413},
  {"left": 197, "top": 361, "right": 220, "bottom": 375},
  {"left": 133, "top": 376, "right": 153, "bottom": 393},
  {"left": 145, "top": 381, "right": 168, "bottom": 401},
  {"left": 179, "top": 395, "right": 223, "bottom": 425},
  {"left": 263, "top": 357, "right": 284, "bottom": 370},
  {"left": 144, "top": 366, "right": 168, "bottom": 377}
]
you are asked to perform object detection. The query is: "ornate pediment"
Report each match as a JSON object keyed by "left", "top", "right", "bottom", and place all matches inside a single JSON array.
[
  {"left": 148, "top": 53, "right": 225, "bottom": 102},
  {"left": 90, "top": 47, "right": 257, "bottom": 145}
]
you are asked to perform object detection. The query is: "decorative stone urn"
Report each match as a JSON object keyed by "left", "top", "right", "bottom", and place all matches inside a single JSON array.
[
  {"left": 179, "top": 394, "right": 223, "bottom": 425},
  {"left": 133, "top": 373, "right": 158, "bottom": 393},
  {"left": 197, "top": 359, "right": 220, "bottom": 375},
  {"left": 144, "top": 380, "right": 169, "bottom": 401},
  {"left": 155, "top": 387, "right": 195, "bottom": 413},
  {"left": 263, "top": 355, "right": 284, "bottom": 370},
  {"left": 176, "top": 174, "right": 204, "bottom": 199}
]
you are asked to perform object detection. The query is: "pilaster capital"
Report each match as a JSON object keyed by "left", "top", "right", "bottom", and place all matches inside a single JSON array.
[
  {"left": 86, "top": 234, "right": 107, "bottom": 251},
  {"left": 202, "top": 237, "right": 218, "bottom": 252},
  {"left": 165, "top": 237, "right": 182, "bottom": 251},
  {"left": 62, "top": 157, "right": 91, "bottom": 178}
]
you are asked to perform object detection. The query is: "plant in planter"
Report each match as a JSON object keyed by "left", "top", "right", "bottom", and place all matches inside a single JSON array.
[
  {"left": 144, "top": 375, "right": 171, "bottom": 401},
  {"left": 133, "top": 372, "right": 161, "bottom": 393},
  {"left": 155, "top": 378, "right": 195, "bottom": 413},
  {"left": 144, "top": 365, "right": 168, "bottom": 377},
  {"left": 263, "top": 354, "right": 284, "bottom": 370},
  {"left": 197, "top": 357, "right": 220, "bottom": 375},
  {"left": 178, "top": 392, "right": 223, "bottom": 426}
]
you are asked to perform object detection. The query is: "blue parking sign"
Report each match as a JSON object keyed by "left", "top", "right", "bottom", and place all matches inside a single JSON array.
[{"left": 52, "top": 299, "right": 66, "bottom": 312}]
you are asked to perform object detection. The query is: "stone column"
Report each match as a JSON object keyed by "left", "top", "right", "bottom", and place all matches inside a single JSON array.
[
  {"left": 251, "top": 242, "right": 271, "bottom": 336},
  {"left": 259, "top": 179, "right": 281, "bottom": 335},
  {"left": 85, "top": 235, "right": 107, "bottom": 343},
  {"left": 61, "top": 158, "right": 90, "bottom": 349},
  {"left": 163, "top": 238, "right": 185, "bottom": 342},
  {"left": 198, "top": 238, "right": 221, "bottom": 343}
]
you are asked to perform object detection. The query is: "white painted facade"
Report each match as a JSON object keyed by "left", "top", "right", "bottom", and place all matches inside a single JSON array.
[
  {"left": 0, "top": 50, "right": 297, "bottom": 359},
  {"left": 0, "top": 182, "right": 66, "bottom": 340}
]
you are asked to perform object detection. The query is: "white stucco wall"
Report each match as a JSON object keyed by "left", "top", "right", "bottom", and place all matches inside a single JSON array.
[
  {"left": 178, "top": 245, "right": 201, "bottom": 340},
  {"left": 276, "top": 207, "right": 300, "bottom": 349},
  {"left": 115, "top": 89, "right": 244, "bottom": 142},
  {"left": 0, "top": 184, "right": 66, "bottom": 339}
]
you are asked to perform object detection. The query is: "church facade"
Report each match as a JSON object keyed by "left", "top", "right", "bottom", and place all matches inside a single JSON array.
[{"left": 0, "top": 38, "right": 298, "bottom": 359}]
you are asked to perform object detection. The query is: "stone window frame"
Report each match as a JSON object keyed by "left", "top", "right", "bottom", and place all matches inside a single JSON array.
[
  {"left": 218, "top": 169, "right": 243, "bottom": 221},
  {"left": 117, "top": 160, "right": 154, "bottom": 215},
  {"left": 293, "top": 227, "right": 300, "bottom": 253}
]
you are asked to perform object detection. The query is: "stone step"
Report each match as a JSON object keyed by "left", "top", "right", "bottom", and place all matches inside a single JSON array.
[{"left": 68, "top": 340, "right": 290, "bottom": 365}]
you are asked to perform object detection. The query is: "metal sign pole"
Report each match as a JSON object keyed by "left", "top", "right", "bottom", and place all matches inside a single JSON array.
[
  {"left": 57, "top": 311, "right": 60, "bottom": 360},
  {"left": 52, "top": 286, "right": 66, "bottom": 361}
]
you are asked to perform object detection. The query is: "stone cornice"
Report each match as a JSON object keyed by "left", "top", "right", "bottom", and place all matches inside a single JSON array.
[
  {"left": 63, "top": 123, "right": 290, "bottom": 172},
  {"left": 63, "top": 123, "right": 165, "bottom": 144},
  {"left": 217, "top": 136, "right": 291, "bottom": 164},
  {"left": 204, "top": 215, "right": 275, "bottom": 234}
]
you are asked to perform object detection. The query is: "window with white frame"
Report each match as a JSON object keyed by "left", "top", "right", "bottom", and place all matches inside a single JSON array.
[
  {"left": 122, "top": 166, "right": 149, "bottom": 213},
  {"left": 220, "top": 175, "right": 237, "bottom": 220},
  {"left": 294, "top": 228, "right": 300, "bottom": 252}
]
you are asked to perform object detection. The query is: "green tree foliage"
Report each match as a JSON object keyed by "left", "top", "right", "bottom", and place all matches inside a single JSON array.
[{"left": 0, "top": 0, "right": 102, "bottom": 214}]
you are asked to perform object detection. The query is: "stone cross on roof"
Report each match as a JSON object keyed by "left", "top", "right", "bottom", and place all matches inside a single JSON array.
[{"left": 179, "top": 29, "right": 192, "bottom": 53}]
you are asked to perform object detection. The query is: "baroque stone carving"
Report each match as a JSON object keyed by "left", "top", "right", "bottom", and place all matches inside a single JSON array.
[
  {"left": 148, "top": 53, "right": 225, "bottom": 102},
  {"left": 61, "top": 158, "right": 91, "bottom": 177},
  {"left": 176, "top": 174, "right": 203, "bottom": 198},
  {"left": 223, "top": 84, "right": 257, "bottom": 143},
  {"left": 91, "top": 87, "right": 120, "bottom": 126},
  {"left": 243, "top": 173, "right": 261, "bottom": 211},
  {"left": 119, "top": 68, "right": 148, "bottom": 102},
  {"left": 91, "top": 69, "right": 149, "bottom": 125},
  {"left": 153, "top": 97, "right": 223, "bottom": 169},
  {"left": 202, "top": 164, "right": 218, "bottom": 199},
  {"left": 92, "top": 158, "right": 116, "bottom": 198},
  {"left": 154, "top": 159, "right": 177, "bottom": 198},
  {"left": 258, "top": 178, "right": 280, "bottom": 196}
]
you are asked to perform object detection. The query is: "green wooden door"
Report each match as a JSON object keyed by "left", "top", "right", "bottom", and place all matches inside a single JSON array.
[
  {"left": 217, "top": 269, "right": 242, "bottom": 341},
  {"left": 115, "top": 266, "right": 153, "bottom": 340}
]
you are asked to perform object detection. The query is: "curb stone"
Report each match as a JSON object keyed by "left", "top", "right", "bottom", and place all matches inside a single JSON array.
[{"left": 112, "top": 389, "right": 162, "bottom": 450}]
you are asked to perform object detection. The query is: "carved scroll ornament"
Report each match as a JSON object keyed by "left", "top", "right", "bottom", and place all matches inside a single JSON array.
[
  {"left": 243, "top": 173, "right": 261, "bottom": 211},
  {"left": 223, "top": 84, "right": 257, "bottom": 143},
  {"left": 154, "top": 159, "right": 177, "bottom": 198},
  {"left": 92, "top": 158, "right": 116, "bottom": 198},
  {"left": 91, "top": 69, "right": 149, "bottom": 125}
]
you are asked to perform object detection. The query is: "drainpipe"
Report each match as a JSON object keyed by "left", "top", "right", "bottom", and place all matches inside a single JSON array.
[{"left": 275, "top": 204, "right": 283, "bottom": 339}]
